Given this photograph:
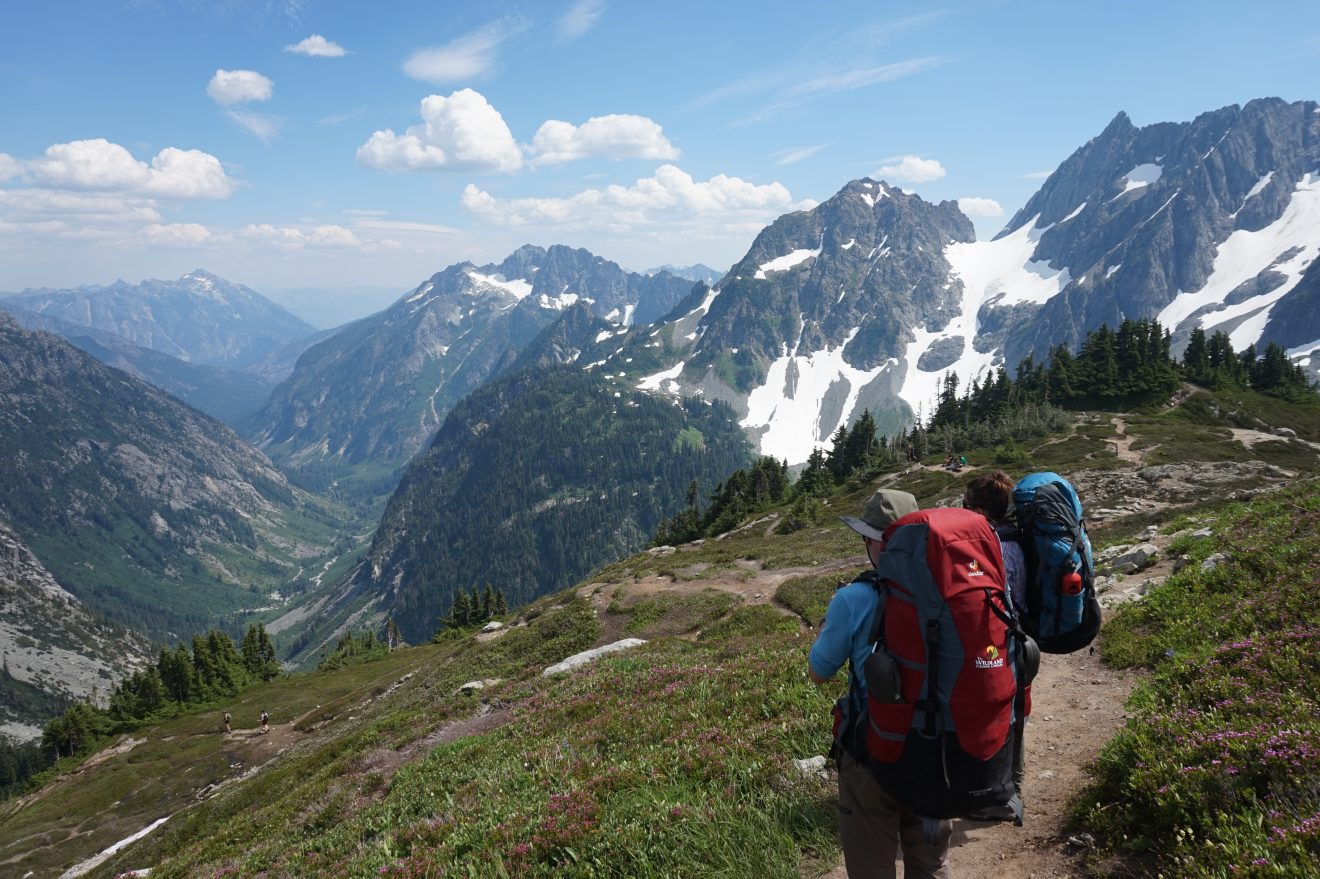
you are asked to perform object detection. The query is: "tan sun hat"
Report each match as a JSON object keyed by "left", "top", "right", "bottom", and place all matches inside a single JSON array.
[{"left": 839, "top": 489, "right": 919, "bottom": 541}]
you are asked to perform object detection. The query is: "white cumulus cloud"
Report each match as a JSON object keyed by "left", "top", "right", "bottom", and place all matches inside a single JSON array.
[
  {"left": 0, "top": 153, "right": 21, "bottom": 182},
  {"left": 25, "top": 139, "right": 233, "bottom": 198},
  {"left": 207, "top": 69, "right": 274, "bottom": 106},
  {"left": 285, "top": 34, "right": 347, "bottom": 57},
  {"left": 874, "top": 155, "right": 946, "bottom": 183},
  {"left": 460, "top": 164, "right": 796, "bottom": 229},
  {"left": 141, "top": 223, "right": 212, "bottom": 246},
  {"left": 557, "top": 0, "right": 605, "bottom": 42},
  {"left": 957, "top": 197, "right": 1004, "bottom": 218},
  {"left": 357, "top": 89, "right": 523, "bottom": 173},
  {"left": 236, "top": 223, "right": 392, "bottom": 251},
  {"left": 403, "top": 20, "right": 522, "bottom": 83},
  {"left": 529, "top": 114, "right": 679, "bottom": 165}
]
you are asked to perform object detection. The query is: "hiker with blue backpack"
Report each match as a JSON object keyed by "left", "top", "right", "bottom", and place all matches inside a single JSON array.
[
  {"left": 963, "top": 471, "right": 1032, "bottom": 795},
  {"left": 809, "top": 488, "right": 952, "bottom": 878}
]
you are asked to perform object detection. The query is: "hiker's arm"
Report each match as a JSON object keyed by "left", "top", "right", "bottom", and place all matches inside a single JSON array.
[{"left": 808, "top": 588, "right": 859, "bottom": 685}]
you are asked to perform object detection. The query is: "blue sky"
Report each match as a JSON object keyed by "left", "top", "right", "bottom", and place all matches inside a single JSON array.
[{"left": 1, "top": 0, "right": 1316, "bottom": 303}]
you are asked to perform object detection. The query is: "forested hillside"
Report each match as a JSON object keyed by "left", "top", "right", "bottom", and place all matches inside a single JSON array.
[{"left": 361, "top": 366, "right": 751, "bottom": 643}]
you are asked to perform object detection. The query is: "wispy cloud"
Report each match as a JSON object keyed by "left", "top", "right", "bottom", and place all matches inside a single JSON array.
[
  {"left": 557, "top": 0, "right": 605, "bottom": 43},
  {"left": 226, "top": 109, "right": 282, "bottom": 143},
  {"left": 317, "top": 106, "right": 368, "bottom": 126},
  {"left": 737, "top": 56, "right": 946, "bottom": 124},
  {"left": 403, "top": 19, "right": 526, "bottom": 84},
  {"left": 688, "top": 12, "right": 949, "bottom": 123},
  {"left": 768, "top": 143, "right": 831, "bottom": 166},
  {"left": 1022, "top": 170, "right": 1052, "bottom": 180}
]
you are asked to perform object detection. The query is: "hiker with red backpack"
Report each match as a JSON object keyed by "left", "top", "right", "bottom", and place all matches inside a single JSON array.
[
  {"left": 809, "top": 489, "right": 953, "bottom": 878},
  {"left": 811, "top": 487, "right": 1043, "bottom": 877}
]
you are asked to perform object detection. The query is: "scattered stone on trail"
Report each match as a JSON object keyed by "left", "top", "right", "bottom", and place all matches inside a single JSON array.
[
  {"left": 1172, "top": 555, "right": 1193, "bottom": 573},
  {"left": 1105, "top": 543, "right": 1159, "bottom": 573},
  {"left": 1192, "top": 528, "right": 1214, "bottom": 538},
  {"left": 1095, "top": 544, "right": 1133, "bottom": 564},
  {"left": 1093, "top": 575, "right": 1117, "bottom": 595},
  {"left": 1201, "top": 553, "right": 1228, "bottom": 572},
  {"left": 1139, "top": 525, "right": 1160, "bottom": 540},
  {"left": 542, "top": 639, "right": 646, "bottom": 676},
  {"left": 793, "top": 756, "right": 828, "bottom": 779},
  {"left": 1275, "top": 427, "right": 1298, "bottom": 438},
  {"left": 481, "top": 621, "right": 504, "bottom": 632},
  {"left": 647, "top": 545, "right": 676, "bottom": 556}
]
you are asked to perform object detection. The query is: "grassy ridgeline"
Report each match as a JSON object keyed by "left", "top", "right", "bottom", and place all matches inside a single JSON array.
[{"left": 1076, "top": 480, "right": 1320, "bottom": 877}]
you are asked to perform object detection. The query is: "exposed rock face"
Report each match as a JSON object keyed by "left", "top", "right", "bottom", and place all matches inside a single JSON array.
[
  {"left": 1, "top": 269, "right": 315, "bottom": 369},
  {"left": 247, "top": 246, "right": 694, "bottom": 490},
  {"left": 0, "top": 522, "right": 152, "bottom": 738}
]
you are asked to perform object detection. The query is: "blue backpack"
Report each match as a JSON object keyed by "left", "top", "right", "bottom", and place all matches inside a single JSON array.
[{"left": 1011, "top": 472, "right": 1101, "bottom": 654}]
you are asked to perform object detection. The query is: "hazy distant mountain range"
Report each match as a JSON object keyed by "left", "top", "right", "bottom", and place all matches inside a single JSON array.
[{"left": 646, "top": 263, "right": 725, "bottom": 286}]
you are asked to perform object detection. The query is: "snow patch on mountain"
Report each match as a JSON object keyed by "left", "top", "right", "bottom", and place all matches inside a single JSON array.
[
  {"left": 1157, "top": 173, "right": 1320, "bottom": 346},
  {"left": 538, "top": 290, "right": 580, "bottom": 310},
  {"left": 1061, "top": 201, "right": 1088, "bottom": 222},
  {"left": 741, "top": 328, "right": 891, "bottom": 463},
  {"left": 754, "top": 246, "right": 822, "bottom": 279},
  {"left": 637, "top": 360, "right": 685, "bottom": 393},
  {"left": 950, "top": 218, "right": 1072, "bottom": 309},
  {"left": 405, "top": 281, "right": 435, "bottom": 304},
  {"left": 1118, "top": 163, "right": 1163, "bottom": 196},
  {"left": 466, "top": 271, "right": 533, "bottom": 300}
]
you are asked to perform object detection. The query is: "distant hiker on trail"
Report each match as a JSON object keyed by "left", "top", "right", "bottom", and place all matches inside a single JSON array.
[
  {"left": 808, "top": 489, "right": 953, "bottom": 879},
  {"left": 222, "top": 711, "right": 231, "bottom": 734},
  {"left": 964, "top": 470, "right": 1031, "bottom": 796},
  {"left": 260, "top": 710, "right": 270, "bottom": 734}
]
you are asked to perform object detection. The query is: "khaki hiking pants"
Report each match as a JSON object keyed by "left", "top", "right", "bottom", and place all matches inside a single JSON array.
[{"left": 837, "top": 751, "right": 952, "bottom": 879}]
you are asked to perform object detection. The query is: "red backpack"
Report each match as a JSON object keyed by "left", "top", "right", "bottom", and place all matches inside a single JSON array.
[{"left": 861, "top": 508, "right": 1038, "bottom": 821}]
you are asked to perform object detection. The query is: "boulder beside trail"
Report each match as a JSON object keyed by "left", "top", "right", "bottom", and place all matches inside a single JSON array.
[{"left": 542, "top": 639, "right": 647, "bottom": 676}]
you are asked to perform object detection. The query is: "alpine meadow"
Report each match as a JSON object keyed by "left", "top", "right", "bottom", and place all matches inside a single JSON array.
[{"left": 2, "top": 3, "right": 1320, "bottom": 878}]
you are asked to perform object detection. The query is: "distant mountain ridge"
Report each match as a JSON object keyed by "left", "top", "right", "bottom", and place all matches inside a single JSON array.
[
  {"left": 2, "top": 270, "right": 316, "bottom": 370},
  {"left": 0, "top": 304, "right": 276, "bottom": 426},
  {"left": 646, "top": 263, "right": 724, "bottom": 285},
  {"left": 247, "top": 245, "right": 695, "bottom": 495}
]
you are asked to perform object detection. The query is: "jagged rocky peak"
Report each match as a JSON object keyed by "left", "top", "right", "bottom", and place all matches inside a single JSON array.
[
  {"left": 997, "top": 97, "right": 1320, "bottom": 366},
  {"left": 727, "top": 178, "right": 974, "bottom": 286}
]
